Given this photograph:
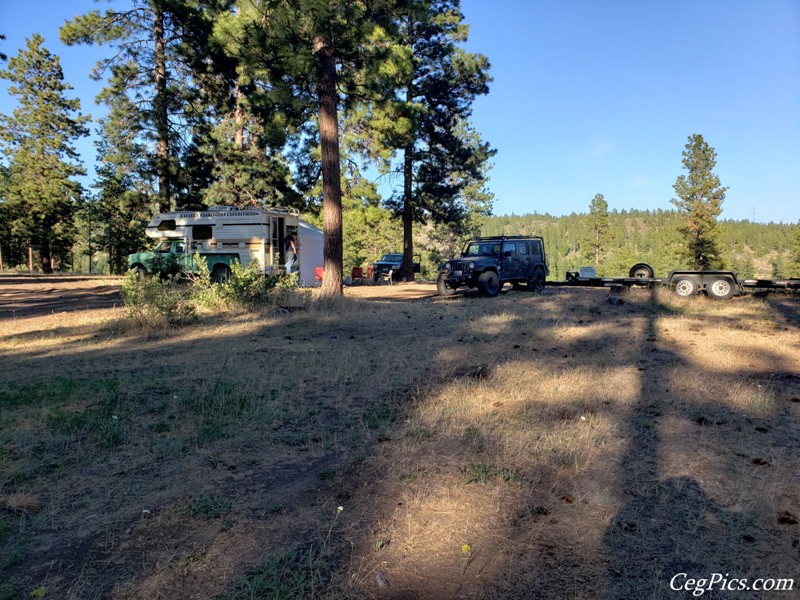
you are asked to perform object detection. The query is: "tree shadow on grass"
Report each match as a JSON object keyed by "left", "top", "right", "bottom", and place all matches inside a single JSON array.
[
  {"left": 330, "top": 288, "right": 800, "bottom": 599},
  {"left": 602, "top": 291, "right": 799, "bottom": 599}
]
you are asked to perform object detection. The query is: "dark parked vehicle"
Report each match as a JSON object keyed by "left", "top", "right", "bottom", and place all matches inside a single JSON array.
[
  {"left": 372, "top": 253, "right": 421, "bottom": 281},
  {"left": 437, "top": 236, "right": 549, "bottom": 297}
]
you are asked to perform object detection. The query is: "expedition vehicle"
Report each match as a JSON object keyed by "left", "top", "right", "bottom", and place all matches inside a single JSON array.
[{"left": 128, "top": 206, "right": 323, "bottom": 286}]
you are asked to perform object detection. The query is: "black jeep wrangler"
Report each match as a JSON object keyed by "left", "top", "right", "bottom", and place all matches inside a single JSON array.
[{"left": 437, "top": 236, "right": 548, "bottom": 297}]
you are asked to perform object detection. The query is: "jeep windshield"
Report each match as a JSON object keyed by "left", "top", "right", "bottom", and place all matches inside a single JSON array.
[
  {"left": 463, "top": 242, "right": 501, "bottom": 257},
  {"left": 378, "top": 254, "right": 403, "bottom": 262}
]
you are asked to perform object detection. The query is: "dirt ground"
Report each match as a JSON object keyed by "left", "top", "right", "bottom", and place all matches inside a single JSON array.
[
  {"left": 0, "top": 275, "right": 125, "bottom": 319},
  {"left": 0, "top": 276, "right": 440, "bottom": 320}
]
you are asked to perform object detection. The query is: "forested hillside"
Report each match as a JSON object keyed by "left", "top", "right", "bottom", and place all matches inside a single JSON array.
[{"left": 481, "top": 210, "right": 799, "bottom": 280}]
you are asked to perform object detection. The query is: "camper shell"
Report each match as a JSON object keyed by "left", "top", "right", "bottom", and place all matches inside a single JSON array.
[{"left": 129, "top": 206, "right": 323, "bottom": 286}]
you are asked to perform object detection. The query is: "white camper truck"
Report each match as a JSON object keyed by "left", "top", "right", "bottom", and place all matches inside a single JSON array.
[{"left": 128, "top": 206, "right": 323, "bottom": 284}]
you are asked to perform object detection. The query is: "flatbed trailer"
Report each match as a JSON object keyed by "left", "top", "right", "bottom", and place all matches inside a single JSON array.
[{"left": 546, "top": 265, "right": 800, "bottom": 301}]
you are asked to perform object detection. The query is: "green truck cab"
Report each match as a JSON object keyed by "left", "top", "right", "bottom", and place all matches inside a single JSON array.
[{"left": 128, "top": 239, "right": 240, "bottom": 283}]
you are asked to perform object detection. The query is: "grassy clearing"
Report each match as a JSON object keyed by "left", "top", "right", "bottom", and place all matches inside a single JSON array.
[{"left": 0, "top": 283, "right": 799, "bottom": 599}]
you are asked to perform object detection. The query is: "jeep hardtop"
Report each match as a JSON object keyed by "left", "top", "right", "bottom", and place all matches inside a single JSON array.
[{"left": 437, "top": 236, "right": 548, "bottom": 297}]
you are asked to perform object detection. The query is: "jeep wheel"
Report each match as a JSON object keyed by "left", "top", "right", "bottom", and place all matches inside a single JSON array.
[
  {"left": 527, "top": 267, "right": 546, "bottom": 293},
  {"left": 437, "top": 272, "right": 457, "bottom": 296},
  {"left": 477, "top": 271, "right": 501, "bottom": 297}
]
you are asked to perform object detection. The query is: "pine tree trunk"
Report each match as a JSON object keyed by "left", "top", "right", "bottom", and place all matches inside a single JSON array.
[
  {"left": 401, "top": 144, "right": 414, "bottom": 281},
  {"left": 154, "top": 6, "right": 171, "bottom": 212},
  {"left": 39, "top": 239, "right": 52, "bottom": 274},
  {"left": 595, "top": 231, "right": 600, "bottom": 268},
  {"left": 315, "top": 39, "right": 343, "bottom": 297},
  {"left": 234, "top": 82, "right": 244, "bottom": 148}
]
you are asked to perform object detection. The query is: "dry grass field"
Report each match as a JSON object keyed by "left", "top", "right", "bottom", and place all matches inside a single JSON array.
[{"left": 1, "top": 279, "right": 799, "bottom": 599}]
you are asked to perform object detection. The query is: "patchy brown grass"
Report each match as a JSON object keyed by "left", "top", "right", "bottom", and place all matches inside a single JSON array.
[{"left": 1, "top": 281, "right": 799, "bottom": 599}]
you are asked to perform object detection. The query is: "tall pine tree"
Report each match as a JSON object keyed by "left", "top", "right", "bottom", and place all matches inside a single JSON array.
[
  {"left": 671, "top": 134, "right": 727, "bottom": 269},
  {"left": 229, "top": 0, "right": 402, "bottom": 297},
  {"left": 379, "top": 0, "right": 494, "bottom": 280},
  {"left": 92, "top": 91, "right": 153, "bottom": 273},
  {"left": 791, "top": 222, "right": 800, "bottom": 275},
  {"left": 0, "top": 35, "right": 89, "bottom": 273},
  {"left": 585, "top": 193, "right": 609, "bottom": 269},
  {"left": 61, "top": 0, "right": 216, "bottom": 211}
]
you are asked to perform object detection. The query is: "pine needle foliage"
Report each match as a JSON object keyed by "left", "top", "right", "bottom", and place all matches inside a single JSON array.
[
  {"left": 0, "top": 35, "right": 90, "bottom": 273},
  {"left": 671, "top": 134, "right": 728, "bottom": 270}
]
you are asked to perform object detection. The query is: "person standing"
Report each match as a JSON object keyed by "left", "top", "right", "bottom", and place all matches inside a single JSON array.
[{"left": 284, "top": 231, "right": 297, "bottom": 274}]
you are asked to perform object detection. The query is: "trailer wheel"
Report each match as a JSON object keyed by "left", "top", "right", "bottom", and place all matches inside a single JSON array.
[
  {"left": 213, "top": 266, "right": 231, "bottom": 284},
  {"left": 673, "top": 277, "right": 698, "bottom": 297},
  {"left": 707, "top": 277, "right": 735, "bottom": 300},
  {"left": 437, "top": 272, "right": 457, "bottom": 296},
  {"left": 527, "top": 267, "right": 546, "bottom": 293},
  {"left": 477, "top": 271, "right": 501, "bottom": 297},
  {"left": 629, "top": 263, "right": 654, "bottom": 279}
]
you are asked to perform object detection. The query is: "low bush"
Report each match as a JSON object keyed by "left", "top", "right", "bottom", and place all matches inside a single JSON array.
[
  {"left": 216, "top": 261, "right": 297, "bottom": 309},
  {"left": 121, "top": 255, "right": 301, "bottom": 327},
  {"left": 121, "top": 271, "right": 196, "bottom": 328}
]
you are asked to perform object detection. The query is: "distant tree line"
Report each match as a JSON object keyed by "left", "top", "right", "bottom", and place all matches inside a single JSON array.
[{"left": 482, "top": 135, "right": 800, "bottom": 282}]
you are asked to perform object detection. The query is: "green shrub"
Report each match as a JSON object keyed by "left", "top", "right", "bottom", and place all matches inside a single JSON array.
[
  {"left": 121, "top": 255, "right": 301, "bottom": 327},
  {"left": 187, "top": 255, "right": 223, "bottom": 310},
  {"left": 217, "top": 261, "right": 295, "bottom": 309},
  {"left": 148, "top": 253, "right": 182, "bottom": 279},
  {"left": 121, "top": 271, "right": 195, "bottom": 328}
]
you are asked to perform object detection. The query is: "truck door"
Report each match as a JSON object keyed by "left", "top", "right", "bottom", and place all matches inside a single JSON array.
[
  {"left": 501, "top": 242, "right": 523, "bottom": 279},
  {"left": 271, "top": 217, "right": 285, "bottom": 268},
  {"left": 174, "top": 239, "right": 191, "bottom": 272}
]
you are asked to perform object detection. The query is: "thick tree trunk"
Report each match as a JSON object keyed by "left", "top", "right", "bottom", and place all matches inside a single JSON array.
[
  {"left": 154, "top": 6, "right": 171, "bottom": 212},
  {"left": 401, "top": 143, "right": 415, "bottom": 281},
  {"left": 315, "top": 39, "right": 343, "bottom": 297},
  {"left": 39, "top": 240, "right": 52, "bottom": 274}
]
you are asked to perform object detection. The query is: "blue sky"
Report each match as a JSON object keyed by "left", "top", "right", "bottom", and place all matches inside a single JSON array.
[{"left": 1, "top": 0, "right": 798, "bottom": 223}]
